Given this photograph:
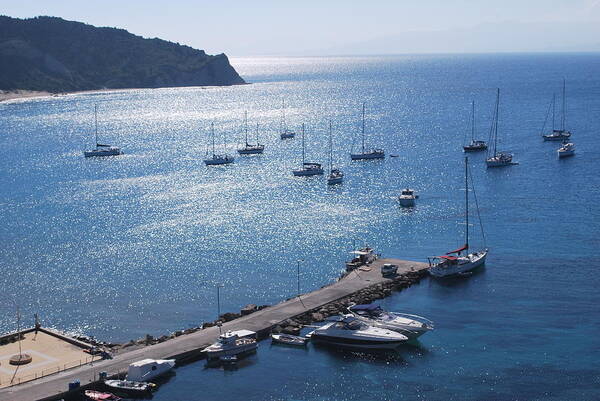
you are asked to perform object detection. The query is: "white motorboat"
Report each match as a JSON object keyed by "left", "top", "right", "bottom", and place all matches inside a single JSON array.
[
  {"left": 126, "top": 358, "right": 175, "bottom": 382},
  {"left": 203, "top": 330, "right": 258, "bottom": 359},
  {"left": 347, "top": 304, "right": 434, "bottom": 340},
  {"left": 271, "top": 333, "right": 308, "bottom": 346},
  {"left": 558, "top": 141, "right": 575, "bottom": 158},
  {"left": 486, "top": 89, "right": 515, "bottom": 168},
  {"left": 429, "top": 157, "right": 488, "bottom": 278},
  {"left": 398, "top": 188, "right": 417, "bottom": 207},
  {"left": 238, "top": 112, "right": 265, "bottom": 155},
  {"left": 350, "top": 103, "right": 385, "bottom": 160},
  {"left": 542, "top": 80, "right": 572, "bottom": 141},
  {"left": 204, "top": 122, "right": 235, "bottom": 166},
  {"left": 463, "top": 100, "right": 487, "bottom": 152},
  {"left": 327, "top": 120, "right": 344, "bottom": 185},
  {"left": 280, "top": 99, "right": 295, "bottom": 139},
  {"left": 292, "top": 123, "right": 324, "bottom": 176},
  {"left": 104, "top": 379, "right": 155, "bottom": 395},
  {"left": 83, "top": 105, "right": 122, "bottom": 157},
  {"left": 307, "top": 316, "right": 407, "bottom": 350}
]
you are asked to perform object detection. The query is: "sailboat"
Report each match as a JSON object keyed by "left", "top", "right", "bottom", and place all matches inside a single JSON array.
[
  {"left": 204, "top": 122, "right": 235, "bottom": 165},
  {"left": 429, "top": 157, "right": 488, "bottom": 277},
  {"left": 237, "top": 111, "right": 264, "bottom": 154},
  {"left": 280, "top": 99, "right": 295, "bottom": 139},
  {"left": 463, "top": 100, "right": 487, "bottom": 152},
  {"left": 292, "top": 123, "right": 323, "bottom": 176},
  {"left": 83, "top": 105, "right": 122, "bottom": 157},
  {"left": 543, "top": 79, "right": 572, "bottom": 141},
  {"left": 485, "top": 89, "right": 515, "bottom": 167},
  {"left": 350, "top": 103, "right": 385, "bottom": 160},
  {"left": 557, "top": 141, "right": 575, "bottom": 158},
  {"left": 327, "top": 121, "right": 344, "bottom": 185}
]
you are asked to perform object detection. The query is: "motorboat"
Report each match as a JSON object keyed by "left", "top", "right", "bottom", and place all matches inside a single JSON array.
[
  {"left": 429, "top": 157, "right": 488, "bottom": 277},
  {"left": 126, "top": 358, "right": 175, "bottom": 382},
  {"left": 380, "top": 263, "right": 398, "bottom": 276},
  {"left": 271, "top": 333, "right": 308, "bottom": 346},
  {"left": 558, "top": 142, "right": 575, "bottom": 158},
  {"left": 345, "top": 246, "right": 377, "bottom": 271},
  {"left": 307, "top": 316, "right": 408, "bottom": 350},
  {"left": 486, "top": 89, "right": 516, "bottom": 168},
  {"left": 542, "top": 80, "right": 572, "bottom": 141},
  {"left": 398, "top": 188, "right": 417, "bottom": 207},
  {"left": 204, "top": 122, "right": 235, "bottom": 166},
  {"left": 85, "top": 390, "right": 121, "bottom": 401},
  {"left": 103, "top": 379, "right": 155, "bottom": 395},
  {"left": 292, "top": 123, "right": 324, "bottom": 176},
  {"left": 347, "top": 304, "right": 433, "bottom": 340},
  {"left": 238, "top": 112, "right": 265, "bottom": 155},
  {"left": 350, "top": 103, "right": 385, "bottom": 160},
  {"left": 203, "top": 330, "right": 258, "bottom": 359},
  {"left": 463, "top": 101, "right": 487, "bottom": 152},
  {"left": 83, "top": 105, "right": 122, "bottom": 157}
]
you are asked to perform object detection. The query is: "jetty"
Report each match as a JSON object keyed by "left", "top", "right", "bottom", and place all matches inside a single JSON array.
[{"left": 0, "top": 258, "right": 428, "bottom": 401}]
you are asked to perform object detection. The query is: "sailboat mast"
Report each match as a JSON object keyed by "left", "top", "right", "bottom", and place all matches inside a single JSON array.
[
  {"left": 211, "top": 122, "right": 215, "bottom": 156},
  {"left": 301, "top": 123, "right": 305, "bottom": 166},
  {"left": 471, "top": 100, "right": 475, "bottom": 141},
  {"left": 552, "top": 93, "right": 556, "bottom": 131},
  {"left": 493, "top": 89, "right": 499, "bottom": 157},
  {"left": 244, "top": 111, "right": 248, "bottom": 145},
  {"left": 94, "top": 104, "right": 99, "bottom": 146},
  {"left": 282, "top": 99, "right": 287, "bottom": 133},
  {"left": 465, "top": 156, "right": 469, "bottom": 250},
  {"left": 256, "top": 122, "right": 259, "bottom": 143},
  {"left": 329, "top": 120, "right": 333, "bottom": 173},
  {"left": 361, "top": 103, "right": 366, "bottom": 153},
  {"left": 561, "top": 79, "right": 566, "bottom": 131}
]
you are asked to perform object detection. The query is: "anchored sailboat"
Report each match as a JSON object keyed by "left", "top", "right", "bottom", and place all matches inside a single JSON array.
[
  {"left": 429, "top": 157, "right": 488, "bottom": 277},
  {"left": 237, "top": 111, "right": 264, "bottom": 155},
  {"left": 350, "top": 103, "right": 385, "bottom": 160},
  {"left": 204, "top": 122, "right": 235, "bottom": 165},
  {"left": 280, "top": 99, "right": 295, "bottom": 139},
  {"left": 83, "top": 105, "right": 122, "bottom": 157},
  {"left": 485, "top": 89, "right": 515, "bottom": 167},
  {"left": 542, "top": 79, "right": 572, "bottom": 141},
  {"left": 327, "top": 120, "right": 344, "bottom": 185},
  {"left": 292, "top": 123, "right": 323, "bottom": 176},
  {"left": 463, "top": 100, "right": 487, "bottom": 152}
]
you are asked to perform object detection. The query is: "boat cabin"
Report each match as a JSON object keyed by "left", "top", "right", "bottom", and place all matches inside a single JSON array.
[
  {"left": 345, "top": 247, "right": 377, "bottom": 271},
  {"left": 126, "top": 358, "right": 175, "bottom": 382}
]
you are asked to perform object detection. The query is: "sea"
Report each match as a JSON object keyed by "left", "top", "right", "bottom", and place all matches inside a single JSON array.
[{"left": 1, "top": 53, "right": 600, "bottom": 400}]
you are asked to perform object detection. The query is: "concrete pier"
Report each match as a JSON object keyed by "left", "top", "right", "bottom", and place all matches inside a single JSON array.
[{"left": 0, "top": 258, "right": 428, "bottom": 401}]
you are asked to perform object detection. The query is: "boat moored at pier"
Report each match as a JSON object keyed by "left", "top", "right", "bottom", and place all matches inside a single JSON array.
[
  {"left": 203, "top": 330, "right": 258, "bottom": 359},
  {"left": 347, "top": 304, "right": 434, "bottom": 339}
]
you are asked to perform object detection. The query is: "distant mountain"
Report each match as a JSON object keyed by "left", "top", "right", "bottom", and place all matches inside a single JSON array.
[{"left": 0, "top": 16, "right": 245, "bottom": 92}]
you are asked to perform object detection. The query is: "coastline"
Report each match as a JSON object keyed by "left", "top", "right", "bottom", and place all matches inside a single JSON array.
[{"left": 0, "top": 90, "right": 52, "bottom": 103}]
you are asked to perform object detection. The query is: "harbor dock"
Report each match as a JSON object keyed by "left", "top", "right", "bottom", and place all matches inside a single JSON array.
[{"left": 0, "top": 258, "right": 428, "bottom": 401}]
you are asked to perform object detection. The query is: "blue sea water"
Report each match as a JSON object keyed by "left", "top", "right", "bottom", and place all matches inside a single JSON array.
[{"left": 1, "top": 53, "right": 600, "bottom": 400}]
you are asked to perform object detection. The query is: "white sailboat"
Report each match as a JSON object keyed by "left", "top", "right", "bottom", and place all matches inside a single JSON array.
[
  {"left": 237, "top": 111, "right": 264, "bottom": 155},
  {"left": 543, "top": 79, "right": 572, "bottom": 141},
  {"left": 292, "top": 123, "right": 324, "bottom": 176},
  {"left": 204, "top": 122, "right": 235, "bottom": 165},
  {"left": 485, "top": 89, "right": 515, "bottom": 167},
  {"left": 280, "top": 99, "right": 295, "bottom": 139},
  {"left": 327, "top": 121, "right": 344, "bottom": 185},
  {"left": 429, "top": 157, "right": 488, "bottom": 277},
  {"left": 463, "top": 100, "right": 487, "bottom": 152},
  {"left": 83, "top": 105, "right": 122, "bottom": 157},
  {"left": 350, "top": 103, "right": 385, "bottom": 160}
]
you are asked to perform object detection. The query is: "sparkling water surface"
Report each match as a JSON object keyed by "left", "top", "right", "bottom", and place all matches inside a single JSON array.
[{"left": 1, "top": 54, "right": 600, "bottom": 400}]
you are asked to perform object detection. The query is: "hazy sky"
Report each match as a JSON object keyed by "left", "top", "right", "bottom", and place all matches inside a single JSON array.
[{"left": 3, "top": 0, "right": 600, "bottom": 55}]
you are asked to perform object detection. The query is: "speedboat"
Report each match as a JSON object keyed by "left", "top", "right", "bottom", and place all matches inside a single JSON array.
[
  {"left": 85, "top": 390, "right": 121, "bottom": 401},
  {"left": 306, "top": 316, "right": 408, "bottom": 350},
  {"left": 558, "top": 142, "right": 575, "bottom": 158},
  {"left": 271, "top": 333, "right": 308, "bottom": 346},
  {"left": 204, "top": 154, "right": 235, "bottom": 165},
  {"left": 327, "top": 168, "right": 344, "bottom": 185},
  {"left": 126, "top": 358, "right": 175, "bottom": 382},
  {"left": 293, "top": 162, "right": 324, "bottom": 176},
  {"left": 398, "top": 188, "right": 417, "bottom": 207},
  {"left": 104, "top": 379, "right": 155, "bottom": 395},
  {"left": 84, "top": 144, "right": 122, "bottom": 157},
  {"left": 203, "top": 330, "right": 258, "bottom": 359},
  {"left": 347, "top": 304, "right": 434, "bottom": 340}
]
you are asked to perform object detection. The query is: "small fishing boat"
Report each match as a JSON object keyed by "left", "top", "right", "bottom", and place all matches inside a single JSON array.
[
  {"left": 271, "top": 333, "right": 308, "bottom": 346},
  {"left": 398, "top": 188, "right": 417, "bottom": 207},
  {"left": 463, "top": 100, "right": 487, "bottom": 152},
  {"left": 350, "top": 103, "right": 385, "bottom": 160},
  {"left": 542, "top": 79, "right": 572, "bottom": 141},
  {"left": 204, "top": 122, "right": 235, "bottom": 165},
  {"left": 103, "top": 380, "right": 155, "bottom": 395},
  {"left": 486, "top": 89, "right": 515, "bottom": 167},
  {"left": 84, "top": 390, "right": 121, "bottom": 401},
  {"left": 83, "top": 105, "right": 122, "bottom": 157},
  {"left": 347, "top": 304, "right": 434, "bottom": 340},
  {"left": 557, "top": 141, "right": 575, "bottom": 158},
  {"left": 237, "top": 112, "right": 265, "bottom": 154},
  {"left": 280, "top": 99, "right": 295, "bottom": 139},
  {"left": 327, "top": 121, "right": 344, "bottom": 185},
  {"left": 203, "top": 330, "right": 258, "bottom": 359},
  {"left": 292, "top": 123, "right": 324, "bottom": 176},
  {"left": 345, "top": 246, "right": 377, "bottom": 271}
]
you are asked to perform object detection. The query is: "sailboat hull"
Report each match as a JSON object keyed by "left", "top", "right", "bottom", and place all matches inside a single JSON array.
[
  {"left": 327, "top": 176, "right": 343, "bottom": 185},
  {"left": 293, "top": 169, "right": 324, "bottom": 176},
  {"left": 84, "top": 147, "right": 122, "bottom": 157},
  {"left": 204, "top": 156, "right": 235, "bottom": 165},
  {"left": 429, "top": 250, "right": 488, "bottom": 277},
  {"left": 237, "top": 146, "right": 264, "bottom": 155},
  {"left": 350, "top": 152, "right": 385, "bottom": 160}
]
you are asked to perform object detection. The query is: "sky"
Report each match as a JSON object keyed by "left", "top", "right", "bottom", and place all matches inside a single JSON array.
[{"left": 2, "top": 0, "right": 600, "bottom": 55}]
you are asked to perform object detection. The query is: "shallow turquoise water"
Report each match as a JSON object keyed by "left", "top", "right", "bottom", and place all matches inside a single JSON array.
[{"left": 1, "top": 54, "right": 600, "bottom": 400}]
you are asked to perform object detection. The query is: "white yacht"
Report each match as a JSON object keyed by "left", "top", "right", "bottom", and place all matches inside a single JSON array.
[
  {"left": 307, "top": 316, "right": 407, "bottom": 350},
  {"left": 237, "top": 112, "right": 265, "bottom": 155},
  {"left": 463, "top": 100, "right": 487, "bottom": 152},
  {"left": 327, "top": 121, "right": 344, "bottom": 185},
  {"left": 558, "top": 141, "right": 575, "bottom": 158},
  {"left": 398, "top": 188, "right": 417, "bottom": 207},
  {"left": 204, "top": 122, "right": 235, "bottom": 166},
  {"left": 292, "top": 123, "right": 324, "bottom": 176},
  {"left": 347, "top": 304, "right": 434, "bottom": 340},
  {"left": 126, "top": 359, "right": 175, "bottom": 382},
  {"left": 350, "top": 103, "right": 385, "bottom": 160},
  {"left": 83, "top": 105, "right": 122, "bottom": 157},
  {"left": 429, "top": 157, "right": 488, "bottom": 277},
  {"left": 542, "top": 80, "right": 572, "bottom": 141},
  {"left": 280, "top": 99, "right": 295, "bottom": 139},
  {"left": 202, "top": 330, "right": 258, "bottom": 359},
  {"left": 486, "top": 89, "right": 515, "bottom": 168}
]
